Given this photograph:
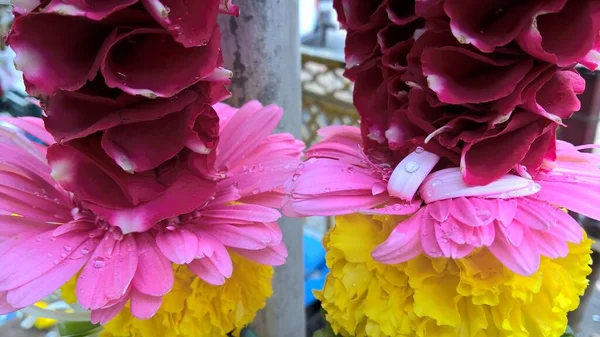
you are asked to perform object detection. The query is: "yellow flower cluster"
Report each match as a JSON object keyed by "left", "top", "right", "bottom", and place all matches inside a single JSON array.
[
  {"left": 316, "top": 214, "right": 592, "bottom": 337},
  {"left": 62, "top": 254, "right": 273, "bottom": 337}
]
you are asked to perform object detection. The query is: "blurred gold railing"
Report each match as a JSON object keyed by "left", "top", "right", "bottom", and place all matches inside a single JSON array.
[{"left": 301, "top": 46, "right": 359, "bottom": 146}]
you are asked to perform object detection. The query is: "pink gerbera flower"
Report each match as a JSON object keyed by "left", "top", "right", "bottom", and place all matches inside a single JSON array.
[
  {"left": 285, "top": 125, "right": 597, "bottom": 276},
  {"left": 0, "top": 100, "right": 303, "bottom": 323}
]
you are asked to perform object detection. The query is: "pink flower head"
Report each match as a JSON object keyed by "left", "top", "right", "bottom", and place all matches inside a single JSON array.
[
  {"left": 283, "top": 125, "right": 434, "bottom": 217},
  {"left": 0, "top": 101, "right": 301, "bottom": 321},
  {"left": 373, "top": 142, "right": 598, "bottom": 276}
]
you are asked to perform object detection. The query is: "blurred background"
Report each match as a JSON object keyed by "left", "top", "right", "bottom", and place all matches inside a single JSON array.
[{"left": 1, "top": 1, "right": 600, "bottom": 336}]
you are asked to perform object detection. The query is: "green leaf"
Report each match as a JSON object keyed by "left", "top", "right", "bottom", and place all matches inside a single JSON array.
[
  {"left": 57, "top": 321, "right": 102, "bottom": 337},
  {"left": 561, "top": 325, "right": 576, "bottom": 337},
  {"left": 313, "top": 321, "right": 340, "bottom": 337}
]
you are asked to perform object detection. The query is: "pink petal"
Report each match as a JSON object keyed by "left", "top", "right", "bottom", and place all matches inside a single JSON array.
[
  {"left": 530, "top": 230, "right": 568, "bottom": 259},
  {"left": 156, "top": 228, "right": 198, "bottom": 264},
  {"left": 536, "top": 178, "right": 600, "bottom": 222},
  {"left": 387, "top": 149, "right": 440, "bottom": 201},
  {"left": 187, "top": 241, "right": 232, "bottom": 285},
  {"left": 553, "top": 210, "right": 584, "bottom": 243},
  {"left": 6, "top": 248, "right": 89, "bottom": 308},
  {"left": 12, "top": 0, "right": 42, "bottom": 14},
  {"left": 232, "top": 242, "right": 288, "bottom": 266},
  {"left": 130, "top": 289, "right": 162, "bottom": 320},
  {"left": 372, "top": 212, "right": 423, "bottom": 264},
  {"left": 141, "top": 0, "right": 220, "bottom": 48},
  {"left": 489, "top": 224, "right": 540, "bottom": 276},
  {"left": 7, "top": 14, "right": 111, "bottom": 95},
  {"left": 419, "top": 211, "right": 443, "bottom": 258},
  {"left": 90, "top": 299, "right": 127, "bottom": 325},
  {"left": 200, "top": 204, "right": 281, "bottom": 224},
  {"left": 77, "top": 235, "right": 137, "bottom": 310},
  {"left": 427, "top": 199, "right": 452, "bottom": 222},
  {"left": 515, "top": 199, "right": 556, "bottom": 231},
  {"left": 200, "top": 221, "right": 282, "bottom": 250},
  {"left": 0, "top": 291, "right": 18, "bottom": 314},
  {"left": 0, "top": 228, "right": 90, "bottom": 291},
  {"left": 132, "top": 233, "right": 174, "bottom": 296},
  {"left": 0, "top": 117, "right": 54, "bottom": 145},
  {"left": 215, "top": 102, "right": 283, "bottom": 170},
  {"left": 44, "top": 0, "right": 138, "bottom": 20},
  {"left": 101, "top": 27, "right": 222, "bottom": 97},
  {"left": 0, "top": 215, "right": 56, "bottom": 241}
]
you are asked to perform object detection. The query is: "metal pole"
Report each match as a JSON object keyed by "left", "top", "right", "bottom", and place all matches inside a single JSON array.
[{"left": 219, "top": 1, "right": 305, "bottom": 337}]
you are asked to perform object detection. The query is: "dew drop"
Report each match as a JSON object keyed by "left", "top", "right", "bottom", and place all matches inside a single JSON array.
[
  {"left": 93, "top": 257, "right": 106, "bottom": 269},
  {"left": 64, "top": 245, "right": 72, "bottom": 252},
  {"left": 405, "top": 161, "right": 419, "bottom": 173},
  {"left": 60, "top": 253, "right": 67, "bottom": 259},
  {"left": 297, "top": 163, "right": 305, "bottom": 169},
  {"left": 116, "top": 72, "right": 127, "bottom": 81},
  {"left": 307, "top": 158, "right": 318, "bottom": 164},
  {"left": 52, "top": 260, "right": 59, "bottom": 265},
  {"left": 430, "top": 179, "right": 442, "bottom": 187},
  {"left": 50, "top": 236, "right": 57, "bottom": 242},
  {"left": 35, "top": 236, "right": 42, "bottom": 242},
  {"left": 415, "top": 146, "right": 425, "bottom": 154},
  {"left": 284, "top": 163, "right": 293, "bottom": 169},
  {"left": 476, "top": 209, "right": 492, "bottom": 223},
  {"left": 292, "top": 173, "right": 301, "bottom": 181},
  {"left": 347, "top": 167, "right": 355, "bottom": 174},
  {"left": 81, "top": 248, "right": 90, "bottom": 255},
  {"left": 252, "top": 188, "right": 260, "bottom": 195},
  {"left": 324, "top": 187, "right": 331, "bottom": 192}
]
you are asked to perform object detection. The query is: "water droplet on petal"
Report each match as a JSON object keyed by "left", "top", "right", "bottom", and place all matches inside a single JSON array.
[
  {"left": 52, "top": 260, "right": 59, "bottom": 265},
  {"left": 297, "top": 163, "right": 305, "bottom": 169},
  {"left": 324, "top": 187, "right": 331, "bottom": 192},
  {"left": 405, "top": 161, "right": 419, "bottom": 173},
  {"left": 292, "top": 173, "right": 301, "bottom": 181},
  {"left": 347, "top": 167, "right": 355, "bottom": 174},
  {"left": 81, "top": 248, "right": 90, "bottom": 255},
  {"left": 252, "top": 188, "right": 261, "bottom": 195},
  {"left": 64, "top": 245, "right": 72, "bottom": 252},
  {"left": 431, "top": 179, "right": 442, "bottom": 187},
  {"left": 93, "top": 257, "right": 106, "bottom": 269},
  {"left": 415, "top": 146, "right": 425, "bottom": 154},
  {"left": 307, "top": 158, "right": 318, "bottom": 164},
  {"left": 35, "top": 236, "right": 42, "bottom": 242},
  {"left": 60, "top": 253, "right": 67, "bottom": 258},
  {"left": 476, "top": 209, "right": 492, "bottom": 223}
]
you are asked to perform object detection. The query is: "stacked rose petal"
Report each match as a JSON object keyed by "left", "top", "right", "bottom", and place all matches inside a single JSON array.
[
  {"left": 336, "top": 0, "right": 600, "bottom": 185},
  {"left": 0, "top": 0, "right": 305, "bottom": 327}
]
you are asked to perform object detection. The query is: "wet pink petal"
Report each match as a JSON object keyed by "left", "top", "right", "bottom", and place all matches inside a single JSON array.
[
  {"left": 141, "top": 0, "right": 220, "bottom": 48},
  {"left": 156, "top": 228, "right": 198, "bottom": 264},
  {"left": 188, "top": 239, "right": 232, "bottom": 285},
  {"left": 553, "top": 210, "right": 584, "bottom": 243},
  {"left": 0, "top": 117, "right": 54, "bottom": 145},
  {"left": 200, "top": 204, "right": 281, "bottom": 224},
  {"left": 6, "top": 249, "right": 89, "bottom": 308},
  {"left": 0, "top": 292, "right": 18, "bottom": 314},
  {"left": 530, "top": 230, "right": 568, "bottom": 259},
  {"left": 0, "top": 216, "right": 54, "bottom": 241},
  {"left": 201, "top": 221, "right": 282, "bottom": 250},
  {"left": 231, "top": 242, "right": 288, "bottom": 266},
  {"left": 215, "top": 101, "right": 283, "bottom": 170},
  {"left": 44, "top": 0, "right": 138, "bottom": 20},
  {"left": 132, "top": 233, "right": 173, "bottom": 296},
  {"left": 101, "top": 27, "right": 222, "bottom": 98},
  {"left": 130, "top": 289, "right": 162, "bottom": 320},
  {"left": 489, "top": 223, "right": 540, "bottom": 276},
  {"left": 77, "top": 234, "right": 137, "bottom": 310},
  {"left": 387, "top": 148, "right": 440, "bottom": 201},
  {"left": 90, "top": 299, "right": 127, "bottom": 325},
  {"left": 7, "top": 14, "right": 111, "bottom": 95},
  {"left": 0, "top": 228, "right": 90, "bottom": 291},
  {"left": 372, "top": 212, "right": 423, "bottom": 264}
]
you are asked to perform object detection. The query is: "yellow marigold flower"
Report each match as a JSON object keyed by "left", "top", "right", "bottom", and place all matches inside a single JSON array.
[
  {"left": 316, "top": 214, "right": 592, "bottom": 337},
  {"left": 62, "top": 254, "right": 273, "bottom": 337}
]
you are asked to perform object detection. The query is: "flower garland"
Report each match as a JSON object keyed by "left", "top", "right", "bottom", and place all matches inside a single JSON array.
[
  {"left": 284, "top": 1, "right": 600, "bottom": 336},
  {"left": 0, "top": 0, "right": 304, "bottom": 335}
]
